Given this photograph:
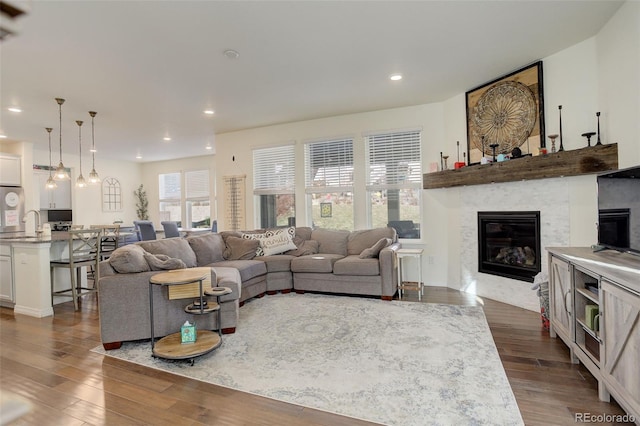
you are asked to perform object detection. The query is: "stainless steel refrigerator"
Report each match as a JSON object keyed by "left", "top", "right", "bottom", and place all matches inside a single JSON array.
[{"left": 0, "top": 186, "right": 25, "bottom": 233}]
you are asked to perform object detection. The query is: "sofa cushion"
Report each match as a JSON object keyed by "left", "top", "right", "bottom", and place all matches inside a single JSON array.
[
  {"left": 290, "top": 254, "right": 344, "bottom": 273},
  {"left": 223, "top": 236, "right": 260, "bottom": 260},
  {"left": 187, "top": 233, "right": 226, "bottom": 265},
  {"left": 310, "top": 228, "right": 350, "bottom": 255},
  {"left": 258, "top": 254, "right": 295, "bottom": 273},
  {"left": 138, "top": 238, "right": 197, "bottom": 268},
  {"left": 211, "top": 259, "right": 267, "bottom": 282},
  {"left": 108, "top": 244, "right": 150, "bottom": 273},
  {"left": 359, "top": 237, "right": 392, "bottom": 259},
  {"left": 285, "top": 239, "right": 319, "bottom": 256},
  {"left": 333, "top": 255, "right": 381, "bottom": 276},
  {"left": 347, "top": 227, "right": 397, "bottom": 255},
  {"left": 143, "top": 253, "right": 187, "bottom": 271}
]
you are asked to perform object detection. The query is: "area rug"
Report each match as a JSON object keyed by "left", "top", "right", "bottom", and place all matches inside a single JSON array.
[{"left": 93, "top": 293, "right": 523, "bottom": 425}]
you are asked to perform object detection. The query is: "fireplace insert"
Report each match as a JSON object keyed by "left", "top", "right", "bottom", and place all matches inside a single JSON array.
[{"left": 478, "top": 211, "right": 541, "bottom": 282}]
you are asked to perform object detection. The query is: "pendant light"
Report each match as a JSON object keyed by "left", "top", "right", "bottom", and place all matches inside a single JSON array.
[
  {"left": 45, "top": 127, "right": 57, "bottom": 189},
  {"left": 75, "top": 120, "right": 87, "bottom": 188},
  {"left": 54, "top": 98, "right": 70, "bottom": 180},
  {"left": 88, "top": 111, "right": 100, "bottom": 184}
]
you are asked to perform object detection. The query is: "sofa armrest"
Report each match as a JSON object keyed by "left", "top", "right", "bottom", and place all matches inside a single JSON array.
[{"left": 379, "top": 243, "right": 400, "bottom": 297}]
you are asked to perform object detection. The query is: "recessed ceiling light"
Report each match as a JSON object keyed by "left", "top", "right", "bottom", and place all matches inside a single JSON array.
[
  {"left": 7, "top": 107, "right": 22, "bottom": 113},
  {"left": 0, "top": 134, "right": 7, "bottom": 139},
  {"left": 204, "top": 110, "right": 215, "bottom": 115},
  {"left": 136, "top": 154, "right": 142, "bottom": 159},
  {"left": 390, "top": 74, "right": 403, "bottom": 81},
  {"left": 205, "top": 145, "right": 213, "bottom": 150},
  {"left": 163, "top": 137, "right": 171, "bottom": 141},
  {"left": 223, "top": 49, "right": 240, "bottom": 59}
]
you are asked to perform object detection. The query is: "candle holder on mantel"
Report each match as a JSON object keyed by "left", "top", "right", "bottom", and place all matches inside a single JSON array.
[
  {"left": 581, "top": 132, "right": 596, "bottom": 147},
  {"left": 442, "top": 155, "right": 449, "bottom": 170},
  {"left": 548, "top": 134, "right": 559, "bottom": 153},
  {"left": 596, "top": 112, "right": 603, "bottom": 145},
  {"left": 489, "top": 144, "right": 499, "bottom": 162}
]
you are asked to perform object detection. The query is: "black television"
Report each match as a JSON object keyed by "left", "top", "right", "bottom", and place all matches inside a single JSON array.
[
  {"left": 597, "top": 165, "right": 640, "bottom": 254},
  {"left": 47, "top": 209, "right": 73, "bottom": 223}
]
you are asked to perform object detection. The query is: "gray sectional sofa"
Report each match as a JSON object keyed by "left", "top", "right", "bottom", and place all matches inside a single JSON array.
[{"left": 98, "top": 226, "right": 399, "bottom": 349}]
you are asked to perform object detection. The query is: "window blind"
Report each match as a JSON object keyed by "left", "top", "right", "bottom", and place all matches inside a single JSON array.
[
  {"left": 366, "top": 131, "right": 422, "bottom": 190},
  {"left": 253, "top": 145, "right": 295, "bottom": 195},
  {"left": 304, "top": 138, "right": 354, "bottom": 191},
  {"left": 159, "top": 172, "right": 181, "bottom": 200},
  {"left": 185, "top": 170, "right": 209, "bottom": 199}
]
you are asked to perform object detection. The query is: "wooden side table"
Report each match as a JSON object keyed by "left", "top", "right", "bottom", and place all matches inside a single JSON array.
[
  {"left": 149, "top": 268, "right": 229, "bottom": 364},
  {"left": 396, "top": 248, "right": 424, "bottom": 301}
]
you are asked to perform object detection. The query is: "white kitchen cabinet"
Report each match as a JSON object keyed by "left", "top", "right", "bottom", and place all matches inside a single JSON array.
[
  {"left": 0, "top": 154, "right": 21, "bottom": 186},
  {"left": 35, "top": 170, "right": 71, "bottom": 209},
  {"left": 0, "top": 244, "right": 14, "bottom": 307}
]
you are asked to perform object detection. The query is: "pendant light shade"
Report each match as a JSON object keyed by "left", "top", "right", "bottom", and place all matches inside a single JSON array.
[
  {"left": 88, "top": 111, "right": 100, "bottom": 184},
  {"left": 45, "top": 127, "right": 57, "bottom": 189},
  {"left": 76, "top": 120, "right": 87, "bottom": 188},
  {"left": 54, "top": 98, "right": 70, "bottom": 180}
]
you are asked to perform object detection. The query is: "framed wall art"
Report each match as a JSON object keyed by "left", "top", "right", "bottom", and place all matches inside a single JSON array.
[{"left": 465, "top": 61, "right": 545, "bottom": 165}]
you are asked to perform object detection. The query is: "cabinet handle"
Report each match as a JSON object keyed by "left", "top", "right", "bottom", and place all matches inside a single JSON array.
[{"left": 564, "top": 291, "right": 572, "bottom": 315}]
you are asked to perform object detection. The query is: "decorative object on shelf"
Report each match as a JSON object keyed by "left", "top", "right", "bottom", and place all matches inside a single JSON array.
[
  {"left": 44, "top": 127, "right": 57, "bottom": 189},
  {"left": 454, "top": 141, "right": 466, "bottom": 169},
  {"left": 489, "top": 143, "right": 499, "bottom": 162},
  {"left": 180, "top": 321, "right": 196, "bottom": 344},
  {"left": 54, "top": 98, "right": 70, "bottom": 180},
  {"left": 440, "top": 152, "right": 444, "bottom": 171},
  {"left": 134, "top": 184, "right": 149, "bottom": 220},
  {"left": 442, "top": 155, "right": 449, "bottom": 170},
  {"left": 75, "top": 120, "right": 87, "bottom": 188},
  {"left": 581, "top": 132, "right": 596, "bottom": 147},
  {"left": 558, "top": 105, "right": 564, "bottom": 152},
  {"left": 511, "top": 147, "right": 522, "bottom": 158},
  {"left": 596, "top": 112, "right": 602, "bottom": 145},
  {"left": 466, "top": 61, "right": 544, "bottom": 165},
  {"left": 548, "top": 134, "right": 558, "bottom": 153},
  {"left": 88, "top": 111, "right": 100, "bottom": 184}
]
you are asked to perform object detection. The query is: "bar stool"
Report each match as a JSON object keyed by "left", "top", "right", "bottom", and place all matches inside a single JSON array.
[
  {"left": 50, "top": 228, "right": 102, "bottom": 310},
  {"left": 396, "top": 248, "right": 424, "bottom": 301}
]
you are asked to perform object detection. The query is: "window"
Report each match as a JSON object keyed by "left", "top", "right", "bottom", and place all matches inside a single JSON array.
[
  {"left": 159, "top": 170, "right": 211, "bottom": 228},
  {"left": 305, "top": 138, "right": 354, "bottom": 230},
  {"left": 253, "top": 144, "right": 295, "bottom": 228},
  {"left": 185, "top": 170, "right": 210, "bottom": 228},
  {"left": 366, "top": 130, "right": 422, "bottom": 239}
]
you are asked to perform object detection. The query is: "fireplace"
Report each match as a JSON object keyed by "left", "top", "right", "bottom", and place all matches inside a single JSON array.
[{"left": 477, "top": 211, "right": 541, "bottom": 282}]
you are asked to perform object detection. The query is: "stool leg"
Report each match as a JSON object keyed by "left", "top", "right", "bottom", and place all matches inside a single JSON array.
[
  {"left": 70, "top": 267, "right": 79, "bottom": 311},
  {"left": 50, "top": 266, "right": 55, "bottom": 307}
]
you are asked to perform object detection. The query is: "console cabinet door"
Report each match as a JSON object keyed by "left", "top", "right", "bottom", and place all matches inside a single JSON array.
[
  {"left": 550, "top": 255, "right": 573, "bottom": 342},
  {"left": 601, "top": 279, "right": 640, "bottom": 420}
]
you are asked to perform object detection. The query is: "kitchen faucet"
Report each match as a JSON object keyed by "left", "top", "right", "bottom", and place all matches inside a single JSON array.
[{"left": 23, "top": 209, "right": 42, "bottom": 235}]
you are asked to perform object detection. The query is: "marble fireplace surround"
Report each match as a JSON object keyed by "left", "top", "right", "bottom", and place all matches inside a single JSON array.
[{"left": 457, "top": 177, "right": 576, "bottom": 312}]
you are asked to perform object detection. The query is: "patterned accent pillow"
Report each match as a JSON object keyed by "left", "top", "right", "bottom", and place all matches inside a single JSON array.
[{"left": 242, "top": 227, "right": 296, "bottom": 256}]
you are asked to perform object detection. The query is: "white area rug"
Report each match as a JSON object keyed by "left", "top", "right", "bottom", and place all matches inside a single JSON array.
[{"left": 93, "top": 293, "right": 523, "bottom": 425}]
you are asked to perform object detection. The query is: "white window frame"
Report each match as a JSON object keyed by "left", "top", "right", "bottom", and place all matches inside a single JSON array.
[
  {"left": 252, "top": 143, "right": 296, "bottom": 228},
  {"left": 304, "top": 137, "right": 355, "bottom": 230},
  {"left": 365, "top": 129, "right": 422, "bottom": 240},
  {"left": 158, "top": 169, "right": 211, "bottom": 228}
]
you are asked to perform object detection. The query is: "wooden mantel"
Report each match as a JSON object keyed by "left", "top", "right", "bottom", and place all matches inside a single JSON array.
[{"left": 423, "top": 143, "right": 618, "bottom": 189}]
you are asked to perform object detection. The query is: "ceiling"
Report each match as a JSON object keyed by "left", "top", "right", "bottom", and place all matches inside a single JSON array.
[{"left": 0, "top": 0, "right": 624, "bottom": 163}]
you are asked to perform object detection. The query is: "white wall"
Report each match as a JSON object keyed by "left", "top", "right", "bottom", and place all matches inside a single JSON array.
[{"left": 31, "top": 147, "right": 142, "bottom": 226}]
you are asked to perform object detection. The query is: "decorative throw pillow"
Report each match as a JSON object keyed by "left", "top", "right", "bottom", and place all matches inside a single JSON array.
[
  {"left": 144, "top": 253, "right": 187, "bottom": 271},
  {"left": 108, "top": 245, "right": 151, "bottom": 273},
  {"left": 285, "top": 239, "right": 320, "bottom": 256},
  {"left": 223, "top": 236, "right": 260, "bottom": 260},
  {"left": 241, "top": 232, "right": 268, "bottom": 256},
  {"left": 260, "top": 231, "right": 298, "bottom": 256},
  {"left": 359, "top": 238, "right": 392, "bottom": 259}
]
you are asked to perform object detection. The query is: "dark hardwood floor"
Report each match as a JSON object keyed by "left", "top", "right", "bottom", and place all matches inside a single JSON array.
[{"left": 0, "top": 287, "right": 632, "bottom": 425}]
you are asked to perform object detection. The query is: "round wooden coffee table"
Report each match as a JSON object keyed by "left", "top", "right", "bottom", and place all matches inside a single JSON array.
[{"left": 149, "top": 268, "right": 228, "bottom": 364}]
